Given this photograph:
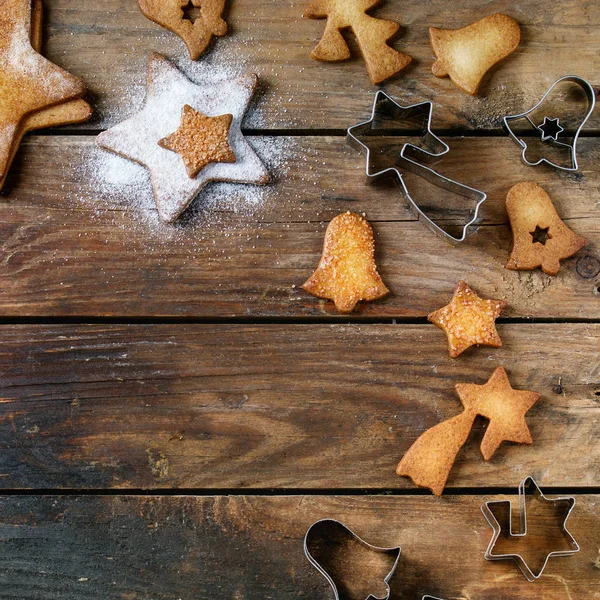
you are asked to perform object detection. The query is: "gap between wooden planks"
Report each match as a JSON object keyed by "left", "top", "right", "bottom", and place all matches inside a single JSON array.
[
  {"left": 0, "top": 136, "right": 598, "bottom": 318},
  {"left": 0, "top": 494, "right": 598, "bottom": 599},
  {"left": 42, "top": 0, "right": 600, "bottom": 132},
  {"left": 0, "top": 323, "right": 597, "bottom": 490}
]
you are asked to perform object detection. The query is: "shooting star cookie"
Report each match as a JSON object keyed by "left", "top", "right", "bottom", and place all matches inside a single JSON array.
[
  {"left": 96, "top": 54, "right": 269, "bottom": 223},
  {"left": 397, "top": 367, "right": 540, "bottom": 496}
]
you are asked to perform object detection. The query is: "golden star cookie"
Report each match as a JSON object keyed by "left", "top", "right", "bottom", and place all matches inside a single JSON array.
[
  {"left": 303, "top": 211, "right": 389, "bottom": 313},
  {"left": 0, "top": 0, "right": 88, "bottom": 185},
  {"left": 96, "top": 54, "right": 269, "bottom": 223},
  {"left": 158, "top": 105, "right": 236, "bottom": 178},
  {"left": 0, "top": 0, "right": 92, "bottom": 190},
  {"left": 397, "top": 367, "right": 540, "bottom": 496},
  {"left": 138, "top": 0, "right": 227, "bottom": 60},
  {"left": 304, "top": 0, "right": 412, "bottom": 85},
  {"left": 505, "top": 182, "right": 587, "bottom": 276},
  {"left": 429, "top": 14, "right": 520, "bottom": 95},
  {"left": 428, "top": 280, "right": 506, "bottom": 358}
]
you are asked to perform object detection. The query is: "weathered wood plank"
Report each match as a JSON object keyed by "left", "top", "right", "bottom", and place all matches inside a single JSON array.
[
  {"left": 43, "top": 0, "right": 600, "bottom": 131},
  {"left": 0, "top": 494, "right": 598, "bottom": 599},
  {"left": 0, "top": 324, "right": 597, "bottom": 490},
  {"left": 1, "top": 136, "right": 598, "bottom": 317}
]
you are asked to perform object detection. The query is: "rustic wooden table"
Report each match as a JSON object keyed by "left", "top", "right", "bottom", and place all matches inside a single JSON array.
[{"left": 0, "top": 0, "right": 599, "bottom": 598}]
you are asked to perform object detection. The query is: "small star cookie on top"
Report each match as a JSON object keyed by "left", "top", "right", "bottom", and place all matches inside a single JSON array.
[{"left": 96, "top": 54, "right": 269, "bottom": 223}]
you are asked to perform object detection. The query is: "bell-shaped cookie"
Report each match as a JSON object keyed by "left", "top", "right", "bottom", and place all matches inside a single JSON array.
[
  {"left": 429, "top": 14, "right": 520, "bottom": 95},
  {"left": 506, "top": 182, "right": 586, "bottom": 276},
  {"left": 302, "top": 212, "right": 389, "bottom": 313}
]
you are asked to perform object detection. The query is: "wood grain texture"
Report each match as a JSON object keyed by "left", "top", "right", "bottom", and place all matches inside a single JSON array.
[
  {"left": 41, "top": 0, "right": 600, "bottom": 131},
  {"left": 0, "top": 494, "right": 598, "bottom": 599},
  {"left": 0, "top": 324, "right": 597, "bottom": 490},
  {"left": 1, "top": 136, "right": 598, "bottom": 317}
]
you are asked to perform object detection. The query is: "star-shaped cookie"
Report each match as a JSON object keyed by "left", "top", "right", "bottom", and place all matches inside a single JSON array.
[
  {"left": 96, "top": 53, "right": 269, "bottom": 223},
  {"left": 0, "top": 0, "right": 87, "bottom": 181},
  {"left": 456, "top": 366, "right": 540, "bottom": 460},
  {"left": 428, "top": 280, "right": 507, "bottom": 358},
  {"left": 158, "top": 105, "right": 236, "bottom": 178}
]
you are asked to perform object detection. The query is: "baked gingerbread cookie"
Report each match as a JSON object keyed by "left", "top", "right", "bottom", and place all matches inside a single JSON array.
[
  {"left": 506, "top": 182, "right": 587, "bottom": 276},
  {"left": 304, "top": 0, "right": 412, "bottom": 85},
  {"left": 97, "top": 54, "right": 269, "bottom": 223},
  {"left": 303, "top": 211, "right": 389, "bottom": 313},
  {"left": 429, "top": 14, "right": 520, "bottom": 95},
  {"left": 428, "top": 280, "right": 507, "bottom": 358},
  {"left": 138, "top": 0, "right": 227, "bottom": 60},
  {"left": 397, "top": 367, "right": 540, "bottom": 496},
  {"left": 0, "top": 0, "right": 91, "bottom": 189}
]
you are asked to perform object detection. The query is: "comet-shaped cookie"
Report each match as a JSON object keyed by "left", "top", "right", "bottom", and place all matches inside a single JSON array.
[{"left": 397, "top": 367, "right": 540, "bottom": 496}]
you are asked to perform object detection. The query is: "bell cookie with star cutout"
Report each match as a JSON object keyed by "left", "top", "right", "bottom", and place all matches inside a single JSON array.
[
  {"left": 505, "top": 182, "right": 586, "bottom": 276},
  {"left": 138, "top": 0, "right": 228, "bottom": 60},
  {"left": 429, "top": 14, "right": 520, "bottom": 95}
]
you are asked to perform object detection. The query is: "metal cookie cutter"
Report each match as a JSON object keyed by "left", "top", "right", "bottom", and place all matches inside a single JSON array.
[
  {"left": 481, "top": 476, "right": 580, "bottom": 582},
  {"left": 504, "top": 75, "right": 596, "bottom": 171},
  {"left": 304, "top": 519, "right": 444, "bottom": 600},
  {"left": 347, "top": 91, "right": 487, "bottom": 245}
]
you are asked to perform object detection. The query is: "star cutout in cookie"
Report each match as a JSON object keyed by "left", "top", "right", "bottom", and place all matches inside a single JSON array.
[
  {"left": 96, "top": 53, "right": 269, "bottom": 223},
  {"left": 537, "top": 117, "right": 564, "bottom": 141},
  {"left": 0, "top": 0, "right": 86, "bottom": 179},
  {"left": 456, "top": 367, "right": 540, "bottom": 460},
  {"left": 158, "top": 105, "right": 236, "bottom": 178},
  {"left": 428, "top": 280, "right": 507, "bottom": 358}
]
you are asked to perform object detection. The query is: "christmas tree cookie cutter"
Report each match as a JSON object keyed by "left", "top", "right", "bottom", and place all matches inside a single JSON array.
[
  {"left": 481, "top": 476, "right": 580, "bottom": 582},
  {"left": 304, "top": 519, "right": 444, "bottom": 600},
  {"left": 347, "top": 91, "right": 487, "bottom": 245},
  {"left": 504, "top": 75, "right": 596, "bottom": 171}
]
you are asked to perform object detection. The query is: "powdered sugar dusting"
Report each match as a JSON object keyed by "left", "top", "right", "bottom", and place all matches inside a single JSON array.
[{"left": 75, "top": 135, "right": 299, "bottom": 254}]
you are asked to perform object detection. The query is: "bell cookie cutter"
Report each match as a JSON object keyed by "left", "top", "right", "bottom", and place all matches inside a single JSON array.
[
  {"left": 504, "top": 75, "right": 596, "bottom": 171},
  {"left": 304, "top": 519, "right": 444, "bottom": 600},
  {"left": 481, "top": 476, "right": 580, "bottom": 582},
  {"left": 347, "top": 91, "right": 487, "bottom": 245}
]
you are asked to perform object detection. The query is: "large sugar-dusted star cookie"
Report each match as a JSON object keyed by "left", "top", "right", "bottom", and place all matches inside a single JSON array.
[
  {"left": 428, "top": 280, "right": 507, "bottom": 358},
  {"left": 0, "top": 0, "right": 89, "bottom": 185},
  {"left": 96, "top": 54, "right": 269, "bottom": 223}
]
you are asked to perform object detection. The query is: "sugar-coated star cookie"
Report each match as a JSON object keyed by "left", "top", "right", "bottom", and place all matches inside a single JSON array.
[
  {"left": 428, "top": 280, "right": 507, "bottom": 358},
  {"left": 96, "top": 54, "right": 269, "bottom": 223}
]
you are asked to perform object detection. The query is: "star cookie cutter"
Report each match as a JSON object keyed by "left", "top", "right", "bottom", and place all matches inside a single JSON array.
[
  {"left": 347, "top": 91, "right": 487, "bottom": 245},
  {"left": 481, "top": 476, "right": 580, "bottom": 582},
  {"left": 304, "top": 519, "right": 444, "bottom": 600},
  {"left": 504, "top": 75, "right": 596, "bottom": 171}
]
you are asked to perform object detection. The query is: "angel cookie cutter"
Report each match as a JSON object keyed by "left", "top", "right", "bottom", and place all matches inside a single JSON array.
[
  {"left": 347, "top": 91, "right": 487, "bottom": 245},
  {"left": 304, "top": 519, "right": 444, "bottom": 600},
  {"left": 481, "top": 476, "right": 580, "bottom": 582},
  {"left": 504, "top": 75, "right": 596, "bottom": 171}
]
